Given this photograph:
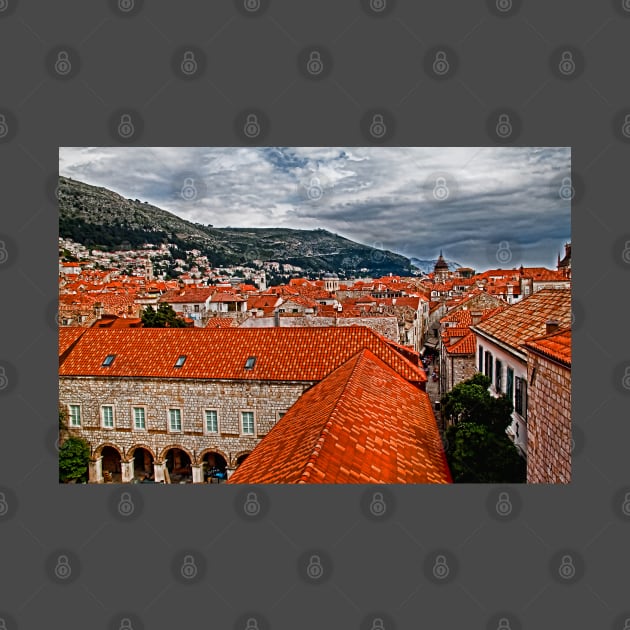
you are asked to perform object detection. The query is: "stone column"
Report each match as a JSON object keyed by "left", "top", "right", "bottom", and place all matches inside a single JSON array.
[
  {"left": 226, "top": 466, "right": 236, "bottom": 480},
  {"left": 121, "top": 459, "right": 134, "bottom": 483},
  {"left": 191, "top": 464, "right": 203, "bottom": 484},
  {"left": 153, "top": 460, "right": 167, "bottom": 483},
  {"left": 89, "top": 456, "right": 103, "bottom": 484}
]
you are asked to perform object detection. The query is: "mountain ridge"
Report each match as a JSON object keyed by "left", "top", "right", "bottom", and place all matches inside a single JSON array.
[{"left": 58, "top": 176, "right": 412, "bottom": 275}]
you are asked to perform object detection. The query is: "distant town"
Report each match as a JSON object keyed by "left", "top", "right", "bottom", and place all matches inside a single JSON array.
[{"left": 58, "top": 233, "right": 572, "bottom": 485}]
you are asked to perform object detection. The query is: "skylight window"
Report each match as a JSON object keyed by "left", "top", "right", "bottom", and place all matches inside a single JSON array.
[
  {"left": 244, "top": 356, "right": 256, "bottom": 370},
  {"left": 174, "top": 355, "right": 187, "bottom": 368},
  {"left": 102, "top": 354, "right": 116, "bottom": 367}
]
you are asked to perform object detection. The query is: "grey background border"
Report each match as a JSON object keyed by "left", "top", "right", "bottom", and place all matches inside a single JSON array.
[{"left": 1, "top": 1, "right": 629, "bottom": 628}]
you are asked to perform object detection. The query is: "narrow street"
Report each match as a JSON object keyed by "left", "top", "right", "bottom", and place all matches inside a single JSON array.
[{"left": 424, "top": 357, "right": 443, "bottom": 431}]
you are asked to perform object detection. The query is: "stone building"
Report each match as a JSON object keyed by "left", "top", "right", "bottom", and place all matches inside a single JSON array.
[
  {"left": 470, "top": 289, "right": 571, "bottom": 459},
  {"left": 59, "top": 326, "right": 426, "bottom": 484},
  {"left": 523, "top": 327, "right": 571, "bottom": 483}
]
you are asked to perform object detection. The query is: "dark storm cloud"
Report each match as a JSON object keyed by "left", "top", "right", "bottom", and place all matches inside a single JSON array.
[{"left": 60, "top": 147, "right": 570, "bottom": 269}]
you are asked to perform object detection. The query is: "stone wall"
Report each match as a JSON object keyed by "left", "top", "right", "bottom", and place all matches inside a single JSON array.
[
  {"left": 442, "top": 354, "right": 477, "bottom": 393},
  {"left": 59, "top": 376, "right": 312, "bottom": 471},
  {"left": 526, "top": 353, "right": 571, "bottom": 483}
]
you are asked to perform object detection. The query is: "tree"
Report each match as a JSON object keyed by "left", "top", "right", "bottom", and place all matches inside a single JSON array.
[
  {"left": 441, "top": 374, "right": 526, "bottom": 483},
  {"left": 441, "top": 373, "right": 513, "bottom": 434},
  {"left": 141, "top": 303, "right": 187, "bottom": 328},
  {"left": 58, "top": 407, "right": 90, "bottom": 483},
  {"left": 59, "top": 437, "right": 90, "bottom": 483},
  {"left": 445, "top": 422, "right": 526, "bottom": 483}
]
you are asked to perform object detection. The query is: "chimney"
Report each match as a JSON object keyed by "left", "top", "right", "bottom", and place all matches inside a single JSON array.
[
  {"left": 274, "top": 309, "right": 280, "bottom": 327},
  {"left": 471, "top": 311, "right": 482, "bottom": 325},
  {"left": 545, "top": 319, "right": 559, "bottom": 335}
]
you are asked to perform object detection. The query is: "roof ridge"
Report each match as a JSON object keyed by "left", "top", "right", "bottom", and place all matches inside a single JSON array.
[{"left": 298, "top": 350, "right": 369, "bottom": 483}]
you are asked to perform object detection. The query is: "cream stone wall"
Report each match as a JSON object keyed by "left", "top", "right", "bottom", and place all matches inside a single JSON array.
[{"left": 59, "top": 376, "right": 312, "bottom": 475}]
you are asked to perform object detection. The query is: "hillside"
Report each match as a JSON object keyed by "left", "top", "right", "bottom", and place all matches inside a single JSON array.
[{"left": 58, "top": 176, "right": 411, "bottom": 274}]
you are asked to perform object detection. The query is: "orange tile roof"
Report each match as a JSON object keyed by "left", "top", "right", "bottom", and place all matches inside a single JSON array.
[
  {"left": 472, "top": 289, "right": 571, "bottom": 355},
  {"left": 227, "top": 349, "right": 451, "bottom": 484},
  {"left": 59, "top": 326, "right": 426, "bottom": 383},
  {"left": 524, "top": 328, "right": 571, "bottom": 366},
  {"left": 58, "top": 327, "right": 88, "bottom": 357},
  {"left": 443, "top": 332, "right": 476, "bottom": 355},
  {"left": 204, "top": 317, "right": 237, "bottom": 328},
  {"left": 160, "top": 288, "right": 214, "bottom": 304}
]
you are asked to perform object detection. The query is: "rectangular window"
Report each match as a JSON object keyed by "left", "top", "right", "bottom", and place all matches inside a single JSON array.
[
  {"left": 495, "top": 359, "right": 502, "bottom": 392},
  {"left": 515, "top": 377, "right": 528, "bottom": 419},
  {"left": 478, "top": 345, "right": 484, "bottom": 372},
  {"left": 168, "top": 408, "right": 182, "bottom": 432},
  {"left": 205, "top": 409, "right": 218, "bottom": 433},
  {"left": 102, "top": 354, "right": 116, "bottom": 367},
  {"left": 133, "top": 407, "right": 146, "bottom": 430},
  {"left": 241, "top": 411, "right": 255, "bottom": 435},
  {"left": 174, "top": 355, "right": 186, "bottom": 368},
  {"left": 506, "top": 367, "right": 514, "bottom": 401},
  {"left": 69, "top": 404, "right": 81, "bottom": 427},
  {"left": 101, "top": 405, "right": 114, "bottom": 428},
  {"left": 485, "top": 351, "right": 493, "bottom": 382}
]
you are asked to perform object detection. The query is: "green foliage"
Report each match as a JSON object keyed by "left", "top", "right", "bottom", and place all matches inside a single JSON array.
[
  {"left": 59, "top": 436, "right": 90, "bottom": 483},
  {"left": 441, "top": 373, "right": 525, "bottom": 483},
  {"left": 141, "top": 303, "right": 187, "bottom": 328},
  {"left": 441, "top": 374, "right": 513, "bottom": 434},
  {"left": 445, "top": 423, "right": 526, "bottom": 483}
]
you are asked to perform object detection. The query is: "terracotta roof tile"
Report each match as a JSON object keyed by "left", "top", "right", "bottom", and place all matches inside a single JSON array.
[
  {"left": 227, "top": 349, "right": 451, "bottom": 484},
  {"left": 59, "top": 326, "right": 426, "bottom": 383},
  {"left": 472, "top": 289, "right": 571, "bottom": 355},
  {"left": 524, "top": 327, "right": 571, "bottom": 366}
]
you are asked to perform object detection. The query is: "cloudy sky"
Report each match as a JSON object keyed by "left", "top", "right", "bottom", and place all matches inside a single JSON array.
[{"left": 59, "top": 146, "right": 571, "bottom": 270}]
